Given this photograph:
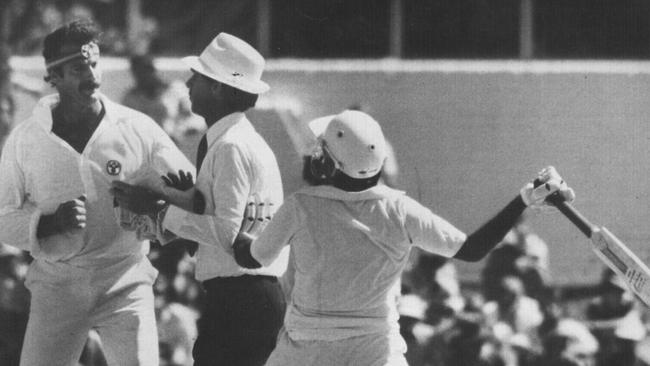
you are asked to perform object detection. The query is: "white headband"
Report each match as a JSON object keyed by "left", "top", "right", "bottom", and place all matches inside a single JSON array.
[{"left": 46, "top": 42, "right": 100, "bottom": 69}]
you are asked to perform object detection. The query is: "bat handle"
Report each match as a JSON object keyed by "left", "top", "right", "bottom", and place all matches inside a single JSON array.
[{"left": 546, "top": 193, "right": 596, "bottom": 238}]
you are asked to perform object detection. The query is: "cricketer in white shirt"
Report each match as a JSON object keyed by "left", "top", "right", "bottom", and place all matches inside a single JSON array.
[
  {"left": 0, "top": 93, "right": 194, "bottom": 366},
  {"left": 162, "top": 112, "right": 288, "bottom": 281},
  {"left": 249, "top": 184, "right": 467, "bottom": 366}
]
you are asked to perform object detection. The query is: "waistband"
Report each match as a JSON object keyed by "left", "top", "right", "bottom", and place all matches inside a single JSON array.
[{"left": 202, "top": 274, "right": 278, "bottom": 289}]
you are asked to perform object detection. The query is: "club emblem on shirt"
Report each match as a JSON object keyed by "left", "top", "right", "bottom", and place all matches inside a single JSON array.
[{"left": 106, "top": 160, "right": 122, "bottom": 175}]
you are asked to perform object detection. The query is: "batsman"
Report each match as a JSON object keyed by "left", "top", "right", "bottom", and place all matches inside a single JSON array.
[{"left": 230, "top": 110, "right": 577, "bottom": 366}]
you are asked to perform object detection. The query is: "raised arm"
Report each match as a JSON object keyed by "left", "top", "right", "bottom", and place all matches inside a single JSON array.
[
  {"left": 454, "top": 166, "right": 575, "bottom": 262},
  {"left": 406, "top": 166, "right": 574, "bottom": 262}
]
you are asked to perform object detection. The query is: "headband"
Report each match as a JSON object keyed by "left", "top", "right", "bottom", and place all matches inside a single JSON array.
[{"left": 45, "top": 42, "right": 100, "bottom": 69}]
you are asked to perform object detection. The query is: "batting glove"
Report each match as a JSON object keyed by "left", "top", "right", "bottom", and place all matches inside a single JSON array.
[
  {"left": 240, "top": 193, "right": 276, "bottom": 238},
  {"left": 520, "top": 166, "right": 576, "bottom": 211}
]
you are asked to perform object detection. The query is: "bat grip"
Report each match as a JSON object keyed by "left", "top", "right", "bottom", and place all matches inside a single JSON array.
[{"left": 546, "top": 193, "right": 596, "bottom": 238}]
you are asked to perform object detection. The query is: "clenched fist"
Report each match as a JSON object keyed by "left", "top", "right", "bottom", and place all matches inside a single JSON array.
[{"left": 37, "top": 194, "right": 88, "bottom": 239}]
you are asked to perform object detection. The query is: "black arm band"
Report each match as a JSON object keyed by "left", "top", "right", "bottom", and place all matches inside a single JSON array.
[
  {"left": 453, "top": 195, "right": 527, "bottom": 262},
  {"left": 233, "top": 235, "right": 262, "bottom": 269}
]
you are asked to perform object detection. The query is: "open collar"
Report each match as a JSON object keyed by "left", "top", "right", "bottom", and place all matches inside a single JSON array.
[
  {"left": 204, "top": 112, "right": 246, "bottom": 145},
  {"left": 32, "top": 93, "right": 115, "bottom": 131},
  {"left": 295, "top": 184, "right": 405, "bottom": 202}
]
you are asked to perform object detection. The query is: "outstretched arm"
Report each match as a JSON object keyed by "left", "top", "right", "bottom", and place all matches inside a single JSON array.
[
  {"left": 454, "top": 166, "right": 574, "bottom": 262},
  {"left": 453, "top": 196, "right": 526, "bottom": 262}
]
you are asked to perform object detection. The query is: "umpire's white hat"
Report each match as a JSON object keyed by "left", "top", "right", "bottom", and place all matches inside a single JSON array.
[{"left": 182, "top": 33, "right": 270, "bottom": 94}]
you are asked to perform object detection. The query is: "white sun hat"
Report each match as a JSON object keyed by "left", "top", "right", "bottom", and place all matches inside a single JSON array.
[
  {"left": 321, "top": 110, "right": 387, "bottom": 179},
  {"left": 182, "top": 32, "right": 270, "bottom": 94}
]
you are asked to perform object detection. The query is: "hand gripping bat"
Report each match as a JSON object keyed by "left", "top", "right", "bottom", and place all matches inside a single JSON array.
[{"left": 546, "top": 193, "right": 650, "bottom": 307}]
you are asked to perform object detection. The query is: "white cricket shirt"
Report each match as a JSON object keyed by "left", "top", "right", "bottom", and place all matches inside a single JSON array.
[
  {"left": 251, "top": 184, "right": 467, "bottom": 341},
  {"left": 0, "top": 94, "right": 194, "bottom": 266},
  {"left": 163, "top": 112, "right": 288, "bottom": 281}
]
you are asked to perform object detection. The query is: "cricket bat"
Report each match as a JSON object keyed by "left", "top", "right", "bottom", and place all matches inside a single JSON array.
[{"left": 546, "top": 193, "right": 650, "bottom": 307}]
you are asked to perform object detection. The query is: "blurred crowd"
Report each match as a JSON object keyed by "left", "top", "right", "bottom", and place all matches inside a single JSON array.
[
  {"left": 2, "top": 210, "right": 650, "bottom": 366},
  {"left": 398, "top": 215, "right": 650, "bottom": 366}
]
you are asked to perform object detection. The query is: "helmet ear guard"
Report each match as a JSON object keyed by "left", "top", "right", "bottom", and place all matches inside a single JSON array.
[{"left": 309, "top": 141, "right": 338, "bottom": 182}]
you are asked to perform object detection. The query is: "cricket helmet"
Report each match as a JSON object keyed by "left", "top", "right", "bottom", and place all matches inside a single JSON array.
[{"left": 321, "top": 110, "right": 386, "bottom": 179}]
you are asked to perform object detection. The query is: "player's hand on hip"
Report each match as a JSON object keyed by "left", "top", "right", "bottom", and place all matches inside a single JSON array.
[
  {"left": 240, "top": 193, "right": 276, "bottom": 238},
  {"left": 520, "top": 166, "right": 576, "bottom": 211},
  {"left": 54, "top": 194, "right": 87, "bottom": 233},
  {"left": 110, "top": 181, "right": 165, "bottom": 215}
]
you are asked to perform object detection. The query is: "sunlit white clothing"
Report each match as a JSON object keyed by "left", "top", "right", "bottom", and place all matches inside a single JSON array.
[
  {"left": 163, "top": 112, "right": 288, "bottom": 281},
  {"left": 0, "top": 93, "right": 193, "bottom": 366},
  {"left": 0, "top": 93, "right": 194, "bottom": 264},
  {"left": 251, "top": 184, "right": 466, "bottom": 342}
]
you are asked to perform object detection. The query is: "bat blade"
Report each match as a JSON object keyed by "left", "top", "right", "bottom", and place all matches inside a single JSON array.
[
  {"left": 546, "top": 193, "right": 650, "bottom": 307},
  {"left": 590, "top": 227, "right": 650, "bottom": 306}
]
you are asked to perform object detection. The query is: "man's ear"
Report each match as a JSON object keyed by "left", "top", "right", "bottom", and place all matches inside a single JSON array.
[
  {"left": 44, "top": 69, "right": 62, "bottom": 86},
  {"left": 209, "top": 81, "right": 222, "bottom": 97}
]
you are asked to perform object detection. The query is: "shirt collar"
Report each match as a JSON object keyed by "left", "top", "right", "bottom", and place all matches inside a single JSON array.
[
  {"left": 296, "top": 184, "right": 405, "bottom": 201},
  {"left": 205, "top": 112, "right": 247, "bottom": 144},
  {"left": 32, "top": 93, "right": 115, "bottom": 131}
]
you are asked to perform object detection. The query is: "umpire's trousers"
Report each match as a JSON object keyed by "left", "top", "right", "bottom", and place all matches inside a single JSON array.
[{"left": 193, "top": 274, "right": 285, "bottom": 366}]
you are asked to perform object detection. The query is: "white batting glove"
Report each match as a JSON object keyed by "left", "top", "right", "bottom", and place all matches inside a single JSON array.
[
  {"left": 240, "top": 193, "right": 276, "bottom": 238},
  {"left": 520, "top": 166, "right": 576, "bottom": 211},
  {"left": 114, "top": 203, "right": 161, "bottom": 241},
  {"left": 133, "top": 214, "right": 159, "bottom": 241}
]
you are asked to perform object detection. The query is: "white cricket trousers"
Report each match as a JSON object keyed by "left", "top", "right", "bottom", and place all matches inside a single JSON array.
[
  {"left": 265, "top": 328, "right": 408, "bottom": 366},
  {"left": 19, "top": 256, "right": 159, "bottom": 366}
]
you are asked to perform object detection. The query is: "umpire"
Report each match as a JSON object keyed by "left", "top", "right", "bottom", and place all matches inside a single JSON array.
[{"left": 111, "top": 32, "right": 288, "bottom": 366}]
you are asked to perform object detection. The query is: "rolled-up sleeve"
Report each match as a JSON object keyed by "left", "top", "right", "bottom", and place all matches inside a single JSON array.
[
  {"left": 402, "top": 196, "right": 467, "bottom": 258},
  {"left": 0, "top": 133, "right": 41, "bottom": 251},
  {"left": 163, "top": 143, "right": 249, "bottom": 249}
]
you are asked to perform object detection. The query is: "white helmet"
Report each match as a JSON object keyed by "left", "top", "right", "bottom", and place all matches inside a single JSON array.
[
  {"left": 308, "top": 114, "right": 335, "bottom": 137},
  {"left": 321, "top": 110, "right": 387, "bottom": 179}
]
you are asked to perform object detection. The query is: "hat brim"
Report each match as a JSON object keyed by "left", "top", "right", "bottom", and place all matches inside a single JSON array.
[{"left": 182, "top": 56, "right": 270, "bottom": 94}]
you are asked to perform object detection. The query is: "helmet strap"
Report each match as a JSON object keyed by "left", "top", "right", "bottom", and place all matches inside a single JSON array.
[
  {"left": 309, "top": 145, "right": 337, "bottom": 182},
  {"left": 332, "top": 170, "right": 381, "bottom": 192}
]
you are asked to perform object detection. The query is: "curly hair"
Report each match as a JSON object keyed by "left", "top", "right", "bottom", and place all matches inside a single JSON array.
[{"left": 42, "top": 19, "right": 99, "bottom": 70}]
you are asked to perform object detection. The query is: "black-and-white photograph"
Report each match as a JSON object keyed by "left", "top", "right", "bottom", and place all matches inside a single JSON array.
[{"left": 2, "top": 1, "right": 650, "bottom": 365}]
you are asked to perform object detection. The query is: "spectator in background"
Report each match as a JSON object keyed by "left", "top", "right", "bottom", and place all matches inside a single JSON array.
[
  {"left": 122, "top": 55, "right": 205, "bottom": 160},
  {"left": 0, "top": 244, "right": 30, "bottom": 366},
  {"left": 154, "top": 272, "right": 199, "bottom": 366},
  {"left": 534, "top": 318, "right": 599, "bottom": 366},
  {"left": 482, "top": 214, "right": 554, "bottom": 308},
  {"left": 586, "top": 268, "right": 646, "bottom": 366},
  {"left": 400, "top": 253, "right": 507, "bottom": 366},
  {"left": 482, "top": 275, "right": 545, "bottom": 365}
]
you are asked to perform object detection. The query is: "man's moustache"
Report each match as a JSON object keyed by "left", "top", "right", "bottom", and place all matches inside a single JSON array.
[{"left": 79, "top": 81, "right": 100, "bottom": 91}]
